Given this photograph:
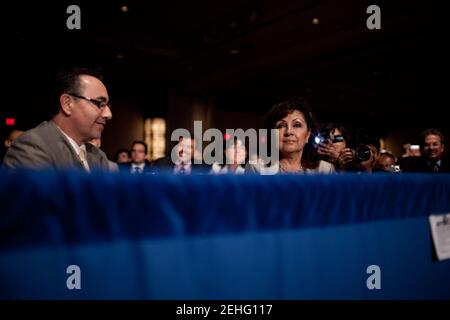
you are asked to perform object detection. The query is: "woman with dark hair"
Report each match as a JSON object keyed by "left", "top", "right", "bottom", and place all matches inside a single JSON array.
[
  {"left": 114, "top": 148, "right": 131, "bottom": 164},
  {"left": 245, "top": 97, "right": 334, "bottom": 174},
  {"left": 211, "top": 136, "right": 247, "bottom": 174}
]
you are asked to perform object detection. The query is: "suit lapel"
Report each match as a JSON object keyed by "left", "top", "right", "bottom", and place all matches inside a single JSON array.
[{"left": 46, "top": 121, "right": 84, "bottom": 169}]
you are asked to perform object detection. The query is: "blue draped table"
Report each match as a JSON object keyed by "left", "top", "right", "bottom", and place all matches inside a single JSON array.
[{"left": 0, "top": 170, "right": 449, "bottom": 299}]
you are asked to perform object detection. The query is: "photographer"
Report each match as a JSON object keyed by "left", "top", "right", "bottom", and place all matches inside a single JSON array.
[
  {"left": 338, "top": 128, "right": 380, "bottom": 173},
  {"left": 316, "top": 123, "right": 349, "bottom": 170}
]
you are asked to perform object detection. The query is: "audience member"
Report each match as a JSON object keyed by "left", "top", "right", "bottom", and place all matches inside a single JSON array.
[
  {"left": 2, "top": 67, "right": 112, "bottom": 171},
  {"left": 245, "top": 97, "right": 334, "bottom": 174},
  {"left": 119, "top": 141, "right": 152, "bottom": 174},
  {"left": 401, "top": 128, "right": 449, "bottom": 173}
]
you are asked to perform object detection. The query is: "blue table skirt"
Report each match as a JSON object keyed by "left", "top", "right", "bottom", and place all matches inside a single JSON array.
[{"left": 1, "top": 171, "right": 449, "bottom": 299}]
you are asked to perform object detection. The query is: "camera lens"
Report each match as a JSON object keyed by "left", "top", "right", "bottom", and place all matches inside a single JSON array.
[{"left": 355, "top": 145, "right": 371, "bottom": 162}]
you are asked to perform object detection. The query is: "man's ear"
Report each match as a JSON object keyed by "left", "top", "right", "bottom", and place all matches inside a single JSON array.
[
  {"left": 5, "top": 139, "right": 11, "bottom": 148},
  {"left": 59, "top": 94, "right": 72, "bottom": 115}
]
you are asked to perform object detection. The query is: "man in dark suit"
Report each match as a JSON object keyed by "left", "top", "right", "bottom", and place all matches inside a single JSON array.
[
  {"left": 119, "top": 141, "right": 153, "bottom": 174},
  {"left": 2, "top": 67, "right": 112, "bottom": 171},
  {"left": 401, "top": 128, "right": 449, "bottom": 173},
  {"left": 151, "top": 136, "right": 210, "bottom": 174}
]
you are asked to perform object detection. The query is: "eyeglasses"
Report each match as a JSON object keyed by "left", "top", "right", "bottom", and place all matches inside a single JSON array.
[{"left": 68, "top": 93, "right": 111, "bottom": 109}]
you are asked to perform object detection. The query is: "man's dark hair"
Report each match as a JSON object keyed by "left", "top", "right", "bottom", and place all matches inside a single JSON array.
[
  {"left": 56, "top": 67, "right": 103, "bottom": 97},
  {"left": 114, "top": 148, "right": 131, "bottom": 162},
  {"left": 131, "top": 141, "right": 148, "bottom": 154},
  {"left": 52, "top": 67, "right": 104, "bottom": 116},
  {"left": 420, "top": 128, "right": 444, "bottom": 146},
  {"left": 350, "top": 128, "right": 381, "bottom": 152}
]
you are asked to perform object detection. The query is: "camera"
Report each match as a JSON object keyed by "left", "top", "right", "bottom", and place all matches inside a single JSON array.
[
  {"left": 332, "top": 135, "right": 344, "bottom": 143},
  {"left": 355, "top": 145, "right": 371, "bottom": 162},
  {"left": 313, "top": 133, "right": 329, "bottom": 146}
]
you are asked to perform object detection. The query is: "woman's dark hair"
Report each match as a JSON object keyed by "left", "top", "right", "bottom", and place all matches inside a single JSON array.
[
  {"left": 114, "top": 148, "right": 131, "bottom": 162},
  {"left": 321, "top": 123, "right": 350, "bottom": 145},
  {"left": 223, "top": 135, "right": 248, "bottom": 165},
  {"left": 264, "top": 96, "right": 320, "bottom": 169}
]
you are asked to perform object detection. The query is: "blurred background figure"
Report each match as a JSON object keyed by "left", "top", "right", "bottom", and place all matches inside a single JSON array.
[
  {"left": 375, "top": 152, "right": 399, "bottom": 173},
  {"left": 120, "top": 141, "right": 152, "bottom": 174},
  {"left": 4, "top": 130, "right": 24, "bottom": 149},
  {"left": 397, "top": 143, "right": 420, "bottom": 171},
  {"left": 89, "top": 138, "right": 101, "bottom": 148},
  {"left": 401, "top": 143, "right": 421, "bottom": 158},
  {"left": 89, "top": 138, "right": 119, "bottom": 172},
  {"left": 1, "top": 129, "right": 24, "bottom": 163},
  {"left": 152, "top": 136, "right": 210, "bottom": 174},
  {"left": 211, "top": 137, "right": 247, "bottom": 174},
  {"left": 401, "top": 129, "right": 449, "bottom": 173},
  {"left": 114, "top": 148, "right": 131, "bottom": 164},
  {"left": 123, "top": 140, "right": 151, "bottom": 174},
  {"left": 338, "top": 128, "right": 380, "bottom": 173}
]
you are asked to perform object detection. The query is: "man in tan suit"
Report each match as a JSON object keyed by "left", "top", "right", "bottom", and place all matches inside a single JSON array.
[{"left": 2, "top": 67, "right": 113, "bottom": 171}]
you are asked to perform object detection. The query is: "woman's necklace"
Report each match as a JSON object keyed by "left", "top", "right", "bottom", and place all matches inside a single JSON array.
[{"left": 279, "top": 163, "right": 304, "bottom": 173}]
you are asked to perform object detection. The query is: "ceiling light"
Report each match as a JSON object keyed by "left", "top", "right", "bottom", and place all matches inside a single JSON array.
[{"left": 312, "top": 18, "right": 320, "bottom": 25}]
